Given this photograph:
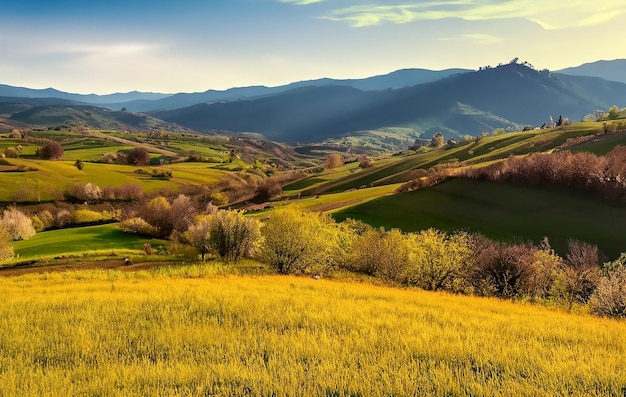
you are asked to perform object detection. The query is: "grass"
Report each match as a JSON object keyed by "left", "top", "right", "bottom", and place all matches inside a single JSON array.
[
  {"left": 8, "top": 224, "right": 167, "bottom": 263},
  {"left": 334, "top": 178, "right": 626, "bottom": 259},
  {"left": 0, "top": 269, "right": 624, "bottom": 396}
]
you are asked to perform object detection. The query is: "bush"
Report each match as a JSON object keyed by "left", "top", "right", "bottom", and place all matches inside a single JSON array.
[
  {"left": 0, "top": 227, "right": 14, "bottom": 261},
  {"left": 38, "top": 141, "right": 64, "bottom": 160},
  {"left": 326, "top": 153, "right": 344, "bottom": 169},
  {"left": 349, "top": 228, "right": 410, "bottom": 281},
  {"left": 55, "top": 209, "right": 73, "bottom": 228},
  {"left": 259, "top": 206, "right": 336, "bottom": 274},
  {"left": 1, "top": 207, "right": 36, "bottom": 241},
  {"left": 64, "top": 183, "right": 103, "bottom": 203},
  {"left": 467, "top": 238, "right": 535, "bottom": 298},
  {"left": 188, "top": 210, "right": 260, "bottom": 262},
  {"left": 589, "top": 266, "right": 626, "bottom": 317},
  {"left": 552, "top": 240, "right": 601, "bottom": 308},
  {"left": 403, "top": 229, "right": 473, "bottom": 291},
  {"left": 127, "top": 147, "right": 150, "bottom": 166},
  {"left": 30, "top": 215, "right": 45, "bottom": 232},
  {"left": 121, "top": 217, "right": 159, "bottom": 237},
  {"left": 73, "top": 209, "right": 104, "bottom": 224}
]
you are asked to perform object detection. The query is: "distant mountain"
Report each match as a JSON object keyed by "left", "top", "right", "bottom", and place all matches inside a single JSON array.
[
  {"left": 0, "top": 68, "right": 470, "bottom": 113},
  {"left": 107, "top": 68, "right": 470, "bottom": 112},
  {"left": 0, "top": 84, "right": 169, "bottom": 105},
  {"left": 556, "top": 59, "right": 626, "bottom": 84},
  {"left": 154, "top": 63, "right": 626, "bottom": 144}
]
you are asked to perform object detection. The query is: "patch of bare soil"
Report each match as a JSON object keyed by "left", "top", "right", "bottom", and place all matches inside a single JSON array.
[{"left": 0, "top": 259, "right": 180, "bottom": 277}]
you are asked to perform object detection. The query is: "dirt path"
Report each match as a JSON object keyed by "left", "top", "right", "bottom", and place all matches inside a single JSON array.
[{"left": 0, "top": 259, "right": 180, "bottom": 277}]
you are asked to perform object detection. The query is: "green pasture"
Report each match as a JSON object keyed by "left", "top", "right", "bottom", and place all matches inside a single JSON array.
[
  {"left": 9, "top": 224, "right": 167, "bottom": 262},
  {"left": 334, "top": 178, "right": 626, "bottom": 259},
  {"left": 286, "top": 183, "right": 401, "bottom": 213}
]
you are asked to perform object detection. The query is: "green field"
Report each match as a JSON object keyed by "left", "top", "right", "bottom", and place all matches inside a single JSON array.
[
  {"left": 334, "top": 178, "right": 626, "bottom": 259},
  {"left": 9, "top": 224, "right": 167, "bottom": 262},
  {"left": 0, "top": 269, "right": 623, "bottom": 396}
]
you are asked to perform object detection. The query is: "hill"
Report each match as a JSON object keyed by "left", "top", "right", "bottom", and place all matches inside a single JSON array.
[
  {"left": 154, "top": 63, "right": 626, "bottom": 144},
  {"left": 0, "top": 84, "right": 169, "bottom": 104},
  {"left": 8, "top": 105, "right": 182, "bottom": 132},
  {"left": 557, "top": 59, "right": 626, "bottom": 84}
]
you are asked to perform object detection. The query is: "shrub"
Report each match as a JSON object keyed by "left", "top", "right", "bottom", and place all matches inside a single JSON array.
[
  {"left": 349, "top": 228, "right": 410, "bottom": 281},
  {"left": 326, "top": 153, "right": 344, "bottom": 169},
  {"left": 55, "top": 209, "right": 73, "bottom": 228},
  {"left": 467, "top": 238, "right": 535, "bottom": 298},
  {"left": 30, "top": 215, "right": 45, "bottom": 232},
  {"left": 141, "top": 196, "right": 172, "bottom": 237},
  {"left": 38, "top": 141, "right": 64, "bottom": 160},
  {"left": 552, "top": 240, "right": 601, "bottom": 308},
  {"left": 0, "top": 227, "right": 14, "bottom": 261},
  {"left": 73, "top": 209, "right": 104, "bottom": 224},
  {"left": 121, "top": 217, "right": 159, "bottom": 237},
  {"left": 255, "top": 177, "right": 283, "bottom": 202},
  {"left": 127, "top": 147, "right": 150, "bottom": 166},
  {"left": 37, "top": 210, "right": 54, "bottom": 229},
  {"left": 169, "top": 194, "right": 197, "bottom": 233},
  {"left": 189, "top": 210, "right": 260, "bottom": 262},
  {"left": 143, "top": 243, "right": 155, "bottom": 255},
  {"left": 259, "top": 206, "right": 336, "bottom": 274},
  {"left": 65, "top": 183, "right": 103, "bottom": 203},
  {"left": 589, "top": 265, "right": 626, "bottom": 318},
  {"left": 1, "top": 207, "right": 36, "bottom": 241},
  {"left": 403, "top": 229, "right": 473, "bottom": 291}
]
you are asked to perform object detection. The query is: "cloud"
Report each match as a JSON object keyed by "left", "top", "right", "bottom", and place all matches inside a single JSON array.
[
  {"left": 439, "top": 33, "right": 503, "bottom": 44},
  {"left": 279, "top": 0, "right": 324, "bottom": 5},
  {"left": 319, "top": 0, "right": 626, "bottom": 29}
]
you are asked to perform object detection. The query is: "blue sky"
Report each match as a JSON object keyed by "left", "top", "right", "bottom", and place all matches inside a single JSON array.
[{"left": 1, "top": 0, "right": 625, "bottom": 94}]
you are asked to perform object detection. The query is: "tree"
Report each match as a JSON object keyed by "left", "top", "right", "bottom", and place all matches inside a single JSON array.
[
  {"left": 127, "top": 147, "right": 150, "bottom": 166},
  {"left": 589, "top": 255, "right": 626, "bottom": 317},
  {"left": 9, "top": 129, "right": 21, "bottom": 139},
  {"left": 325, "top": 153, "right": 344, "bottom": 169},
  {"left": 38, "top": 141, "right": 64, "bottom": 160},
  {"left": 1, "top": 207, "right": 36, "bottom": 241},
  {"left": 608, "top": 105, "right": 620, "bottom": 120},
  {"left": 169, "top": 194, "right": 197, "bottom": 233},
  {"left": 259, "top": 206, "right": 335, "bottom": 274},
  {"left": 430, "top": 133, "right": 444, "bottom": 148},
  {"left": 74, "top": 160, "right": 84, "bottom": 170}
]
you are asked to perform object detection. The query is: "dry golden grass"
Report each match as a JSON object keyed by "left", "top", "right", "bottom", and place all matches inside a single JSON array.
[{"left": 0, "top": 266, "right": 624, "bottom": 396}]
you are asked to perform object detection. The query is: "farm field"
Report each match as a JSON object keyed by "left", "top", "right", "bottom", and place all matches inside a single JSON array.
[
  {"left": 334, "top": 178, "right": 626, "bottom": 258},
  {"left": 0, "top": 269, "right": 624, "bottom": 396}
]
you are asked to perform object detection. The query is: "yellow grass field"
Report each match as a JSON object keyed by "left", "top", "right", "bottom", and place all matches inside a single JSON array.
[{"left": 0, "top": 266, "right": 624, "bottom": 396}]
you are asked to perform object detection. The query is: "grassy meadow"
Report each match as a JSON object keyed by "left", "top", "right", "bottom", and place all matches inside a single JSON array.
[
  {"left": 9, "top": 224, "right": 167, "bottom": 263},
  {"left": 0, "top": 268, "right": 624, "bottom": 396}
]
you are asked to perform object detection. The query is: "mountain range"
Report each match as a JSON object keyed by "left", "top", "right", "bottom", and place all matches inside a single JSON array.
[{"left": 1, "top": 59, "right": 625, "bottom": 146}]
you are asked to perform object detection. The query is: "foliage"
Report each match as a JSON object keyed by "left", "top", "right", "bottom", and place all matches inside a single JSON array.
[
  {"left": 74, "top": 159, "right": 84, "bottom": 170},
  {"left": 1, "top": 207, "right": 36, "bottom": 241},
  {"left": 589, "top": 264, "right": 626, "bottom": 317},
  {"left": 403, "top": 229, "right": 473, "bottom": 291},
  {"left": 64, "top": 183, "right": 103, "bottom": 203},
  {"left": 259, "top": 205, "right": 336, "bottom": 274},
  {"left": 126, "top": 147, "right": 150, "bottom": 166},
  {"left": 38, "top": 140, "right": 64, "bottom": 160},
  {"left": 0, "top": 226, "right": 14, "bottom": 260},
  {"left": 120, "top": 217, "right": 159, "bottom": 237},
  {"left": 325, "top": 153, "right": 344, "bottom": 169},
  {"left": 188, "top": 211, "right": 260, "bottom": 262},
  {"left": 72, "top": 209, "right": 104, "bottom": 224}
]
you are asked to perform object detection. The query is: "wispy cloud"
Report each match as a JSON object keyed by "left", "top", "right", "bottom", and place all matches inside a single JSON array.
[
  {"left": 439, "top": 33, "right": 503, "bottom": 45},
  {"left": 318, "top": 0, "right": 626, "bottom": 29},
  {"left": 279, "top": 0, "right": 325, "bottom": 5}
]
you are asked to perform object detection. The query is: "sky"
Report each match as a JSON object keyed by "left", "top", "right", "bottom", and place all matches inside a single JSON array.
[{"left": 1, "top": 0, "right": 625, "bottom": 94}]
